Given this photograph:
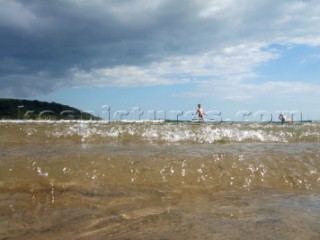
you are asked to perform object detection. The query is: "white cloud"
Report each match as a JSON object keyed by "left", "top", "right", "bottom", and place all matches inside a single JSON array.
[
  {"left": 0, "top": 1, "right": 36, "bottom": 30},
  {"left": 69, "top": 65, "right": 189, "bottom": 88},
  {"left": 189, "top": 79, "right": 320, "bottom": 103},
  {"left": 0, "top": 0, "right": 51, "bottom": 31},
  {"left": 198, "top": 0, "right": 234, "bottom": 18},
  {"left": 300, "top": 53, "right": 320, "bottom": 65},
  {"left": 69, "top": 42, "right": 278, "bottom": 88},
  {"left": 223, "top": 96, "right": 253, "bottom": 101},
  {"left": 2, "top": 0, "right": 320, "bottom": 98},
  {"left": 0, "top": 71, "right": 65, "bottom": 97}
]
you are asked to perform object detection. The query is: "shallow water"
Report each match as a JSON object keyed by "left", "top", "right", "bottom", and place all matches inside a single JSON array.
[{"left": 1, "top": 122, "right": 320, "bottom": 239}]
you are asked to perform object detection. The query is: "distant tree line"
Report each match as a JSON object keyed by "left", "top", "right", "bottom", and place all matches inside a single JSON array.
[{"left": 0, "top": 99, "right": 99, "bottom": 120}]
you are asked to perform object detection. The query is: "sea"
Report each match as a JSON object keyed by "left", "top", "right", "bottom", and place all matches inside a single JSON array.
[{"left": 1, "top": 120, "right": 320, "bottom": 240}]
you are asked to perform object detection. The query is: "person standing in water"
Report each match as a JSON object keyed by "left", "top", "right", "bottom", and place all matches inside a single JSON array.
[
  {"left": 279, "top": 113, "right": 286, "bottom": 124},
  {"left": 196, "top": 104, "right": 204, "bottom": 121}
]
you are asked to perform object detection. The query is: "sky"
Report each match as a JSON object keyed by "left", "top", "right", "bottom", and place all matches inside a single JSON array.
[{"left": 1, "top": 0, "right": 320, "bottom": 121}]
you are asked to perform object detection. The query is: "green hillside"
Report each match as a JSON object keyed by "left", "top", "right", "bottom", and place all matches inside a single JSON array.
[{"left": 0, "top": 99, "right": 99, "bottom": 120}]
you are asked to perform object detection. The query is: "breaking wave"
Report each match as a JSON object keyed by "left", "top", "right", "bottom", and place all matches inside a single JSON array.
[{"left": 2, "top": 121, "right": 320, "bottom": 144}]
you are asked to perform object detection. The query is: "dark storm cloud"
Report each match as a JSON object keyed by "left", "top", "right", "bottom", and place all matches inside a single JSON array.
[
  {"left": 0, "top": 0, "right": 209, "bottom": 96},
  {"left": 1, "top": 0, "right": 320, "bottom": 97}
]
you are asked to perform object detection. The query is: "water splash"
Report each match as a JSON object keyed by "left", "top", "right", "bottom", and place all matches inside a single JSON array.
[{"left": 4, "top": 121, "right": 320, "bottom": 144}]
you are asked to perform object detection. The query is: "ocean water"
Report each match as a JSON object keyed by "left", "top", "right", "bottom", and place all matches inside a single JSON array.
[{"left": 1, "top": 121, "right": 320, "bottom": 239}]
